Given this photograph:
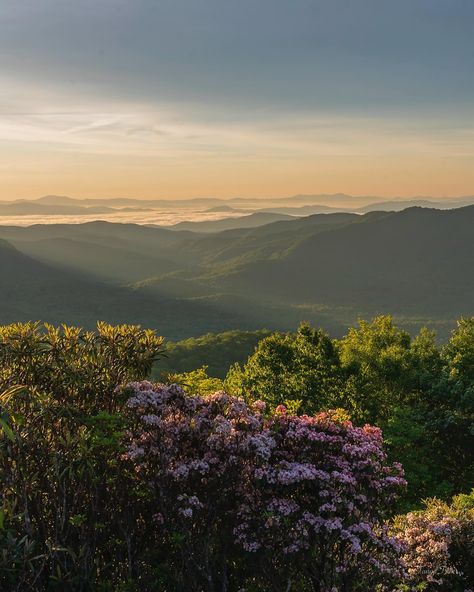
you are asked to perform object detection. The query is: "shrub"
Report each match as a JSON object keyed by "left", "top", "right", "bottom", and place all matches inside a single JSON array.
[
  {"left": 0, "top": 322, "right": 164, "bottom": 412},
  {"left": 0, "top": 322, "right": 164, "bottom": 590},
  {"left": 164, "top": 365, "right": 224, "bottom": 395},
  {"left": 124, "top": 382, "right": 407, "bottom": 592},
  {"left": 393, "top": 491, "right": 474, "bottom": 591},
  {"left": 2, "top": 319, "right": 472, "bottom": 591}
]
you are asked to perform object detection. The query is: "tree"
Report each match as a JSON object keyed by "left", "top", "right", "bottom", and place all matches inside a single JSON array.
[
  {"left": 444, "top": 317, "right": 474, "bottom": 384},
  {"left": 165, "top": 365, "right": 224, "bottom": 395},
  {"left": 337, "top": 317, "right": 456, "bottom": 506},
  {"left": 225, "top": 323, "right": 345, "bottom": 415},
  {"left": 426, "top": 317, "right": 474, "bottom": 495},
  {"left": 338, "top": 316, "right": 418, "bottom": 424}
]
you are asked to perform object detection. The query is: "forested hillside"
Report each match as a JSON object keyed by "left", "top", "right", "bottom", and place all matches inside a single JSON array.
[
  {"left": 0, "top": 206, "right": 473, "bottom": 338},
  {"left": 0, "top": 237, "right": 255, "bottom": 336},
  {"left": 202, "top": 206, "right": 474, "bottom": 316},
  {"left": 166, "top": 211, "right": 295, "bottom": 232},
  {"left": 154, "top": 329, "right": 271, "bottom": 378}
]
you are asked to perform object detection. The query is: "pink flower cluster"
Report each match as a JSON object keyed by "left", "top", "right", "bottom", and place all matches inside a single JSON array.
[
  {"left": 398, "top": 512, "right": 454, "bottom": 584},
  {"left": 123, "top": 383, "right": 407, "bottom": 589},
  {"left": 235, "top": 410, "right": 407, "bottom": 587},
  {"left": 394, "top": 502, "right": 474, "bottom": 590}
]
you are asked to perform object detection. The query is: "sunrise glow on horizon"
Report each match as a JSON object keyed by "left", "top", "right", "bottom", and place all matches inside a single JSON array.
[{"left": 1, "top": 1, "right": 473, "bottom": 201}]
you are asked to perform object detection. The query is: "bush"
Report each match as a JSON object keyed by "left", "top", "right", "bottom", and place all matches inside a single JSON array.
[
  {"left": 0, "top": 322, "right": 164, "bottom": 591},
  {"left": 124, "top": 382, "right": 407, "bottom": 591},
  {"left": 164, "top": 365, "right": 224, "bottom": 395},
  {"left": 393, "top": 491, "right": 474, "bottom": 591}
]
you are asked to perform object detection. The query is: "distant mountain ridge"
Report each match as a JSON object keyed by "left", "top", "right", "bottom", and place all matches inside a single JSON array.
[
  {"left": 0, "top": 206, "right": 472, "bottom": 339},
  {"left": 0, "top": 201, "right": 151, "bottom": 216},
  {"left": 2, "top": 194, "right": 473, "bottom": 214},
  {"left": 165, "top": 212, "right": 295, "bottom": 232},
  {"left": 197, "top": 206, "right": 474, "bottom": 318}
]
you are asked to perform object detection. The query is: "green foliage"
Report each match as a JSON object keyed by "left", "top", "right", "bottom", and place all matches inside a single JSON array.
[
  {"left": 383, "top": 406, "right": 453, "bottom": 510},
  {"left": 166, "top": 366, "right": 224, "bottom": 395},
  {"left": 444, "top": 317, "right": 474, "bottom": 384},
  {"left": 425, "top": 318, "right": 474, "bottom": 496},
  {"left": 343, "top": 317, "right": 474, "bottom": 507},
  {"left": 153, "top": 329, "right": 270, "bottom": 379},
  {"left": 1, "top": 315, "right": 474, "bottom": 590},
  {"left": 225, "top": 322, "right": 345, "bottom": 414},
  {"left": 339, "top": 316, "right": 420, "bottom": 423},
  {"left": 0, "top": 322, "right": 164, "bottom": 591},
  {"left": 0, "top": 321, "right": 164, "bottom": 412},
  {"left": 226, "top": 315, "right": 474, "bottom": 508}
]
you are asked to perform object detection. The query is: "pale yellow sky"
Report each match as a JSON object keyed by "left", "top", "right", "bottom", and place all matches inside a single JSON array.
[
  {"left": 2, "top": 150, "right": 473, "bottom": 201},
  {"left": 1, "top": 100, "right": 473, "bottom": 201},
  {"left": 1, "top": 1, "right": 473, "bottom": 201}
]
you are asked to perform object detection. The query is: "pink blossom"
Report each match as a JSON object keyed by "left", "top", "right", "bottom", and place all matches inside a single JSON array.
[{"left": 123, "top": 382, "right": 406, "bottom": 589}]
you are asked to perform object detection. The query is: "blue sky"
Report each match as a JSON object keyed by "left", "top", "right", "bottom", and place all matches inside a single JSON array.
[{"left": 0, "top": 0, "right": 473, "bottom": 199}]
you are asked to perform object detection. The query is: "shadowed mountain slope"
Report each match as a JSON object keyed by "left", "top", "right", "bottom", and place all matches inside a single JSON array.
[
  {"left": 165, "top": 211, "right": 295, "bottom": 232},
  {"left": 0, "top": 221, "right": 199, "bottom": 283},
  {"left": 0, "top": 238, "right": 262, "bottom": 338},
  {"left": 202, "top": 206, "right": 474, "bottom": 316}
]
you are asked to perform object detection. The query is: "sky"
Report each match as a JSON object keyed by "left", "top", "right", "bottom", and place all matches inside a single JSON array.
[{"left": 0, "top": 0, "right": 473, "bottom": 200}]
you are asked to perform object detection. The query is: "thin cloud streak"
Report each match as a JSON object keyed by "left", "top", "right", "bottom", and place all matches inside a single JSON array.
[{"left": 0, "top": 1, "right": 473, "bottom": 199}]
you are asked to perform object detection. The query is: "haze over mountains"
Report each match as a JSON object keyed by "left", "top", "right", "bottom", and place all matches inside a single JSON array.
[
  {"left": 0, "top": 201, "right": 472, "bottom": 340},
  {"left": 0, "top": 194, "right": 473, "bottom": 226}
]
